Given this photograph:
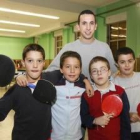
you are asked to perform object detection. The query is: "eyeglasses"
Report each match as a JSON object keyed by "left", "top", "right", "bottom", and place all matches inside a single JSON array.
[{"left": 91, "top": 67, "right": 108, "bottom": 75}]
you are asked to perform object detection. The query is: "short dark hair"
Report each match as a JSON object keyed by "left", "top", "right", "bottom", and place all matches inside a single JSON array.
[
  {"left": 114, "top": 47, "right": 135, "bottom": 63},
  {"left": 22, "top": 43, "right": 45, "bottom": 60},
  {"left": 60, "top": 51, "right": 82, "bottom": 68},
  {"left": 89, "top": 56, "right": 110, "bottom": 74},
  {"left": 78, "top": 9, "right": 96, "bottom": 24}
]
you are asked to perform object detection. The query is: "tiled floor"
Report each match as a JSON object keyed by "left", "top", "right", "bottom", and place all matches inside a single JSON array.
[{"left": 0, "top": 87, "right": 88, "bottom": 140}]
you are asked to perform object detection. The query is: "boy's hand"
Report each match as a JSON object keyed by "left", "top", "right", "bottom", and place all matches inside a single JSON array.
[
  {"left": 83, "top": 79, "right": 94, "bottom": 97},
  {"left": 93, "top": 114, "right": 111, "bottom": 127},
  {"left": 130, "top": 112, "right": 140, "bottom": 123},
  {"left": 16, "top": 75, "right": 28, "bottom": 87}
]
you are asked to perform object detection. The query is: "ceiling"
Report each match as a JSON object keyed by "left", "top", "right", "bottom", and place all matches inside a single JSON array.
[{"left": 0, "top": 0, "right": 139, "bottom": 38}]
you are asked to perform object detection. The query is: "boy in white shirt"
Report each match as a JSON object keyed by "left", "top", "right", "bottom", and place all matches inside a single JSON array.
[{"left": 113, "top": 47, "right": 140, "bottom": 140}]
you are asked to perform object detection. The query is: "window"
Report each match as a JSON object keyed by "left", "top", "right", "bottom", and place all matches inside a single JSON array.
[
  {"left": 107, "top": 21, "right": 126, "bottom": 57},
  {"left": 55, "top": 35, "right": 63, "bottom": 55}
]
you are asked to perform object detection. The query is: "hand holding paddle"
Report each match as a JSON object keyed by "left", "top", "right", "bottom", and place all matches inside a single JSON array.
[
  {"left": 93, "top": 114, "right": 112, "bottom": 127},
  {"left": 130, "top": 112, "right": 140, "bottom": 122}
]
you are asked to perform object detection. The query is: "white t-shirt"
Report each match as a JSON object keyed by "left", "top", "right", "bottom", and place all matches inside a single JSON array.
[{"left": 113, "top": 72, "right": 140, "bottom": 132}]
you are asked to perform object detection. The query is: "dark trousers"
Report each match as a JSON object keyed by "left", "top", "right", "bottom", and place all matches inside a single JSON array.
[{"left": 131, "top": 132, "right": 140, "bottom": 140}]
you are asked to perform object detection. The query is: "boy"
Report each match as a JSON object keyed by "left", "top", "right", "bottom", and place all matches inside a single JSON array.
[
  {"left": 81, "top": 56, "right": 131, "bottom": 140},
  {"left": 0, "top": 44, "right": 52, "bottom": 140},
  {"left": 50, "top": 51, "right": 85, "bottom": 140},
  {"left": 114, "top": 47, "right": 140, "bottom": 140}
]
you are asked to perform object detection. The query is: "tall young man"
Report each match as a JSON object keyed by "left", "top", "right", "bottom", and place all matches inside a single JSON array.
[{"left": 46, "top": 10, "right": 117, "bottom": 80}]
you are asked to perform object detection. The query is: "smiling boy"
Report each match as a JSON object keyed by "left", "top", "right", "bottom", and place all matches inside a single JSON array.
[
  {"left": 81, "top": 56, "right": 131, "bottom": 140},
  {"left": 114, "top": 47, "right": 140, "bottom": 140}
]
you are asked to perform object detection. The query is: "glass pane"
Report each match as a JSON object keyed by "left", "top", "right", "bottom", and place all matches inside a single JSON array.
[
  {"left": 57, "top": 41, "right": 62, "bottom": 46},
  {"left": 118, "top": 40, "right": 126, "bottom": 48},
  {"left": 110, "top": 41, "right": 118, "bottom": 58},
  {"left": 107, "top": 21, "right": 126, "bottom": 57},
  {"left": 118, "top": 22, "right": 126, "bottom": 40},
  {"left": 57, "top": 36, "right": 62, "bottom": 40},
  {"left": 110, "top": 23, "right": 119, "bottom": 40},
  {"left": 55, "top": 35, "right": 63, "bottom": 55}
]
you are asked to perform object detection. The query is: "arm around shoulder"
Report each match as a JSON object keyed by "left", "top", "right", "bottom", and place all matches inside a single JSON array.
[
  {"left": 79, "top": 74, "right": 94, "bottom": 97},
  {"left": 42, "top": 70, "right": 62, "bottom": 85}
]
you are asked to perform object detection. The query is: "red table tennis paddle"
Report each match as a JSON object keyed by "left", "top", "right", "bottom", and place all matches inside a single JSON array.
[
  {"left": 137, "top": 103, "right": 140, "bottom": 116},
  {"left": 102, "top": 94, "right": 123, "bottom": 118}
]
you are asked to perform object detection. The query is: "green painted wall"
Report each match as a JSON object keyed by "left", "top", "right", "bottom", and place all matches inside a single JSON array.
[
  {"left": 96, "top": 0, "right": 140, "bottom": 57},
  {"left": 127, "top": 5, "right": 140, "bottom": 57},
  {"left": 96, "top": 17, "right": 107, "bottom": 42},
  {"left": 63, "top": 26, "right": 75, "bottom": 46},
  {"left": 38, "top": 33, "right": 55, "bottom": 59},
  {"left": 0, "top": 36, "right": 33, "bottom": 59}
]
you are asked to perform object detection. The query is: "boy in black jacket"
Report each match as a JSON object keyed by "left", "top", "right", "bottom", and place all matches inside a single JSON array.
[{"left": 0, "top": 44, "right": 53, "bottom": 140}]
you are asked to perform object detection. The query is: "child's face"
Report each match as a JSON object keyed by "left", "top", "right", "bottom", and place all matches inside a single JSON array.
[
  {"left": 60, "top": 57, "right": 81, "bottom": 82},
  {"left": 90, "top": 61, "right": 111, "bottom": 89},
  {"left": 22, "top": 51, "right": 45, "bottom": 82},
  {"left": 117, "top": 54, "right": 135, "bottom": 77}
]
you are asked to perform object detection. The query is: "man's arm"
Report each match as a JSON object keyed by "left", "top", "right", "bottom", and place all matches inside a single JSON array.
[
  {"left": 42, "top": 70, "right": 62, "bottom": 85},
  {"left": 105, "top": 44, "right": 117, "bottom": 74},
  {"left": 78, "top": 74, "right": 94, "bottom": 97},
  {"left": 83, "top": 78, "right": 94, "bottom": 97}
]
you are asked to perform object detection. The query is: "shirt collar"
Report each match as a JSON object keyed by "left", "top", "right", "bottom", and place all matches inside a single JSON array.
[{"left": 93, "top": 81, "right": 116, "bottom": 95}]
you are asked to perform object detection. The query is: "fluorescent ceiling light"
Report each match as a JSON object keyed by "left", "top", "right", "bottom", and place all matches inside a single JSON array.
[
  {"left": 0, "top": 20, "right": 40, "bottom": 27},
  {"left": 0, "top": 28, "right": 25, "bottom": 33},
  {"left": 0, "top": 7, "right": 59, "bottom": 19}
]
